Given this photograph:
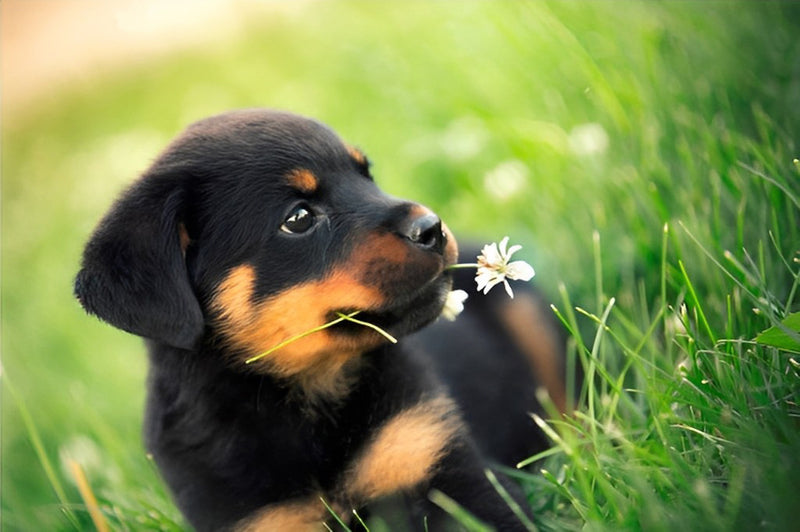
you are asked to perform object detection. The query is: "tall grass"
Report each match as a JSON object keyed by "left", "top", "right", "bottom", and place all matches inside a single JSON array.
[
  {"left": 2, "top": 1, "right": 798, "bottom": 530},
  {"left": 518, "top": 208, "right": 799, "bottom": 531}
]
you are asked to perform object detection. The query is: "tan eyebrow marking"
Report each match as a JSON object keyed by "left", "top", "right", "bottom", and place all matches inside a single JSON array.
[
  {"left": 286, "top": 168, "right": 319, "bottom": 194},
  {"left": 345, "top": 144, "right": 367, "bottom": 166}
]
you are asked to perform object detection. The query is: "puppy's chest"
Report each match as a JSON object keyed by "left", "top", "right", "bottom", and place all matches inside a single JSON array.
[
  {"left": 272, "top": 404, "right": 375, "bottom": 485},
  {"left": 228, "top": 383, "right": 459, "bottom": 500},
  {"left": 237, "top": 390, "right": 463, "bottom": 530},
  {"left": 209, "top": 378, "right": 393, "bottom": 485},
  {"left": 214, "top": 390, "right": 377, "bottom": 485}
]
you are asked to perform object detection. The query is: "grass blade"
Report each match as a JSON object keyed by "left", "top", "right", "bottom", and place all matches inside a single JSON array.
[
  {"left": 4, "top": 371, "right": 80, "bottom": 529},
  {"left": 67, "top": 460, "right": 110, "bottom": 532},
  {"left": 484, "top": 469, "right": 538, "bottom": 532},
  {"left": 678, "top": 260, "right": 717, "bottom": 344}
]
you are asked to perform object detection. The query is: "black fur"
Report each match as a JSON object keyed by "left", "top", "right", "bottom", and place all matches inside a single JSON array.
[{"left": 75, "top": 109, "right": 564, "bottom": 531}]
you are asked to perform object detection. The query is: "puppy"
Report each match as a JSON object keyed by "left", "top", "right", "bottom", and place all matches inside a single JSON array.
[{"left": 75, "top": 110, "right": 566, "bottom": 531}]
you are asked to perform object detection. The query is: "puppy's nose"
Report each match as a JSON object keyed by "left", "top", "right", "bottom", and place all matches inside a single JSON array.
[{"left": 404, "top": 211, "right": 445, "bottom": 254}]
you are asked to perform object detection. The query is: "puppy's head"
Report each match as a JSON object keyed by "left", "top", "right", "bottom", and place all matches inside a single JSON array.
[{"left": 75, "top": 110, "right": 457, "bottom": 381}]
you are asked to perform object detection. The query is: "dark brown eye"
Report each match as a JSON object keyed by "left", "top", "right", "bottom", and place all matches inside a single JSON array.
[{"left": 280, "top": 205, "right": 315, "bottom": 234}]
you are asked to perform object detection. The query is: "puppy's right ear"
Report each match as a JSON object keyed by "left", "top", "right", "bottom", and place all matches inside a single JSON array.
[{"left": 74, "top": 173, "right": 204, "bottom": 350}]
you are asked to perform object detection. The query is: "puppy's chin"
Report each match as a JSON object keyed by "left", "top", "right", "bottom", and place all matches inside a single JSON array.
[{"left": 329, "top": 272, "right": 453, "bottom": 342}]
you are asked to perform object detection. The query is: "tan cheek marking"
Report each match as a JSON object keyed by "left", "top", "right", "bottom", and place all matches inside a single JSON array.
[
  {"left": 212, "top": 265, "right": 385, "bottom": 376},
  {"left": 344, "top": 396, "right": 463, "bottom": 502},
  {"left": 499, "top": 293, "right": 567, "bottom": 414},
  {"left": 286, "top": 168, "right": 319, "bottom": 194},
  {"left": 236, "top": 496, "right": 328, "bottom": 532},
  {"left": 347, "top": 227, "right": 451, "bottom": 281},
  {"left": 349, "top": 232, "right": 411, "bottom": 267}
]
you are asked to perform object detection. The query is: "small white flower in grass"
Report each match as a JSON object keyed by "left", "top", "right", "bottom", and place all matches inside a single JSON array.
[
  {"left": 475, "top": 237, "right": 535, "bottom": 298},
  {"left": 568, "top": 122, "right": 609, "bottom": 157},
  {"left": 441, "top": 289, "right": 468, "bottom": 321}
]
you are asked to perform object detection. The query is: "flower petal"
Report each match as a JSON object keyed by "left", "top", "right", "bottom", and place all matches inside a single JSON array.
[
  {"left": 475, "top": 269, "right": 493, "bottom": 292},
  {"left": 479, "top": 242, "right": 502, "bottom": 266},
  {"left": 441, "top": 289, "right": 469, "bottom": 321},
  {"left": 506, "top": 260, "right": 535, "bottom": 281},
  {"left": 498, "top": 236, "right": 510, "bottom": 258},
  {"left": 450, "top": 289, "right": 468, "bottom": 306},
  {"left": 506, "top": 244, "right": 522, "bottom": 258},
  {"left": 477, "top": 273, "right": 504, "bottom": 295},
  {"left": 485, "top": 278, "right": 504, "bottom": 295},
  {"left": 503, "top": 279, "right": 514, "bottom": 298}
]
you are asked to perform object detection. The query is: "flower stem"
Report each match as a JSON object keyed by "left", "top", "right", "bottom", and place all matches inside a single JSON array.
[
  {"left": 336, "top": 313, "right": 398, "bottom": 343},
  {"left": 445, "top": 263, "right": 479, "bottom": 270},
  {"left": 245, "top": 311, "right": 360, "bottom": 364},
  {"left": 244, "top": 310, "right": 399, "bottom": 365}
]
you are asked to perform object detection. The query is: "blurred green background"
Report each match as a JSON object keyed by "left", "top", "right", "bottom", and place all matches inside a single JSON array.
[{"left": 2, "top": 1, "right": 799, "bottom": 530}]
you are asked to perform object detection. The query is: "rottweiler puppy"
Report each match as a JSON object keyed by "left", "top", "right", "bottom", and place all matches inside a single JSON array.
[{"left": 74, "top": 110, "right": 566, "bottom": 531}]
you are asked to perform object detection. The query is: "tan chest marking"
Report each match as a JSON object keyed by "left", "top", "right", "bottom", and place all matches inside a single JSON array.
[
  {"left": 236, "top": 496, "right": 330, "bottom": 532},
  {"left": 344, "top": 396, "right": 464, "bottom": 503}
]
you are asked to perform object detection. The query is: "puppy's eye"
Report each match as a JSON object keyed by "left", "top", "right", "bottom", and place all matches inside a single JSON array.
[{"left": 281, "top": 205, "right": 315, "bottom": 234}]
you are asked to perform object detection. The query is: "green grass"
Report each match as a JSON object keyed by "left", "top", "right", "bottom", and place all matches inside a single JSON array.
[{"left": 3, "top": 1, "right": 799, "bottom": 530}]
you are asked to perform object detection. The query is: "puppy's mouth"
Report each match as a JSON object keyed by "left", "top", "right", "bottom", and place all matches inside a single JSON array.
[
  {"left": 327, "top": 270, "right": 453, "bottom": 340},
  {"left": 325, "top": 219, "right": 459, "bottom": 344}
]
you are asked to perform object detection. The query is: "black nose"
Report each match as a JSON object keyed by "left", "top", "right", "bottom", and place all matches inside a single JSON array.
[{"left": 404, "top": 212, "right": 445, "bottom": 254}]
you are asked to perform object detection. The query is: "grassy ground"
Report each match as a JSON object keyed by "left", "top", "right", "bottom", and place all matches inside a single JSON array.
[{"left": 3, "top": 1, "right": 799, "bottom": 530}]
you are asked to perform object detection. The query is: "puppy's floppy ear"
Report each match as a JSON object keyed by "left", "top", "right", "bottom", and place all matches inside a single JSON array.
[{"left": 74, "top": 173, "right": 204, "bottom": 350}]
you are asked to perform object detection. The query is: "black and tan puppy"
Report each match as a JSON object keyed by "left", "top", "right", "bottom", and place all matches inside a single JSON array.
[{"left": 75, "top": 110, "right": 566, "bottom": 531}]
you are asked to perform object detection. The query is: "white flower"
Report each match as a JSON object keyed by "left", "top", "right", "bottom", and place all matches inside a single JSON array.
[
  {"left": 475, "top": 237, "right": 535, "bottom": 298},
  {"left": 568, "top": 122, "right": 609, "bottom": 156},
  {"left": 483, "top": 160, "right": 528, "bottom": 201},
  {"left": 441, "top": 289, "right": 469, "bottom": 321}
]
